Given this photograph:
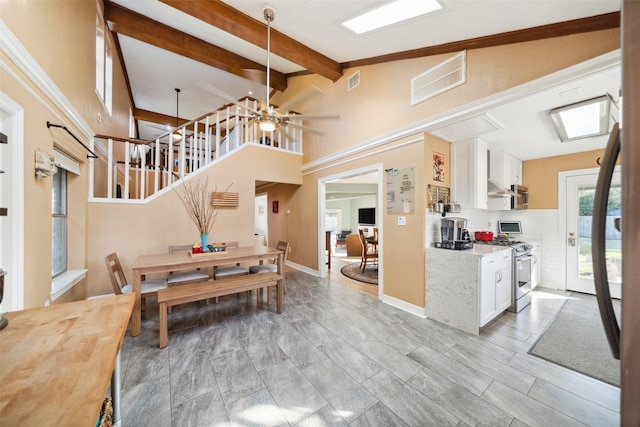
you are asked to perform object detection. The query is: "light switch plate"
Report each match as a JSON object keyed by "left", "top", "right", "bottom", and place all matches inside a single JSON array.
[{"left": 398, "top": 216, "right": 407, "bottom": 225}]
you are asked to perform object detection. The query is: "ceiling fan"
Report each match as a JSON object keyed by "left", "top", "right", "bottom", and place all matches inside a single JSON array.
[{"left": 197, "top": 6, "right": 339, "bottom": 139}]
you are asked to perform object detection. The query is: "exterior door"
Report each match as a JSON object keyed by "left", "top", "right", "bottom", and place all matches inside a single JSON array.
[{"left": 565, "top": 169, "right": 621, "bottom": 297}]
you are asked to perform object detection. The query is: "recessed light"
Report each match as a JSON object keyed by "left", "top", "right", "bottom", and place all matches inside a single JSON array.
[{"left": 342, "top": 0, "right": 443, "bottom": 35}]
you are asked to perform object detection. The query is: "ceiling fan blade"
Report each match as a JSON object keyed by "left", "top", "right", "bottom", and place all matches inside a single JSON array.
[
  {"left": 194, "top": 80, "right": 259, "bottom": 114},
  {"left": 276, "top": 127, "right": 294, "bottom": 142},
  {"left": 278, "top": 86, "right": 322, "bottom": 112},
  {"left": 283, "top": 112, "right": 340, "bottom": 120},
  {"left": 285, "top": 121, "right": 326, "bottom": 136}
]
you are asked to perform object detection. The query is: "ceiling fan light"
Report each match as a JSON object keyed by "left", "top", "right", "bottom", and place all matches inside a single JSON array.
[{"left": 259, "top": 118, "right": 276, "bottom": 132}]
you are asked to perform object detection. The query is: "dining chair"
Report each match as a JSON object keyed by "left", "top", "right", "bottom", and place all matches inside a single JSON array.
[
  {"left": 358, "top": 229, "right": 378, "bottom": 273},
  {"left": 105, "top": 252, "right": 167, "bottom": 311},
  {"left": 249, "top": 240, "right": 289, "bottom": 295},
  {"left": 249, "top": 241, "right": 289, "bottom": 274},
  {"left": 212, "top": 241, "right": 250, "bottom": 279},
  {"left": 167, "top": 244, "right": 210, "bottom": 285}
]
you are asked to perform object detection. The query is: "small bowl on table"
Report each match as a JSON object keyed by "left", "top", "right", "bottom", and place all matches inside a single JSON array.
[{"left": 208, "top": 243, "right": 226, "bottom": 252}]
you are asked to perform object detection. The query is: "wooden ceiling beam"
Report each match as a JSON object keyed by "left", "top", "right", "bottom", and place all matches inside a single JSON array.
[
  {"left": 160, "top": 0, "right": 343, "bottom": 82},
  {"left": 104, "top": 1, "right": 288, "bottom": 92},
  {"left": 342, "top": 12, "right": 620, "bottom": 69}
]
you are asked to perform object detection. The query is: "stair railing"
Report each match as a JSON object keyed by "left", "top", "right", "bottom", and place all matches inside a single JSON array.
[{"left": 90, "top": 98, "right": 303, "bottom": 202}]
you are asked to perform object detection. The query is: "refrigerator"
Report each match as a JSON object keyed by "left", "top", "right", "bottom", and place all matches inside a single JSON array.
[{"left": 592, "top": 2, "right": 640, "bottom": 425}]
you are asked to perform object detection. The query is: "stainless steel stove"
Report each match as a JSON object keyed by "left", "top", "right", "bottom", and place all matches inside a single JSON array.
[{"left": 472, "top": 239, "right": 533, "bottom": 312}]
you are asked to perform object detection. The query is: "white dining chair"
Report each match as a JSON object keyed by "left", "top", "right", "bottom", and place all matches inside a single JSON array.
[{"left": 166, "top": 244, "right": 210, "bottom": 285}]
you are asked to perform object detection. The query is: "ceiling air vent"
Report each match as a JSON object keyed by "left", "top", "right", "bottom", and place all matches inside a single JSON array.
[
  {"left": 348, "top": 70, "right": 360, "bottom": 92},
  {"left": 411, "top": 51, "right": 466, "bottom": 106}
]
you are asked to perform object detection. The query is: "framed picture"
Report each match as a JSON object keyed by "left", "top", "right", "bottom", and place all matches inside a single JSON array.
[{"left": 433, "top": 152, "right": 445, "bottom": 182}]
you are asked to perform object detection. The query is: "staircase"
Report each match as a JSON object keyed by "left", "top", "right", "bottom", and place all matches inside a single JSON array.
[{"left": 90, "top": 98, "right": 303, "bottom": 202}]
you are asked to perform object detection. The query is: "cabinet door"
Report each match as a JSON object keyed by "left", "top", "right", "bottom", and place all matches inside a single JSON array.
[
  {"left": 452, "top": 138, "right": 487, "bottom": 209},
  {"left": 495, "top": 253, "right": 512, "bottom": 312},
  {"left": 512, "top": 157, "right": 523, "bottom": 186},
  {"left": 480, "top": 255, "right": 498, "bottom": 326}
]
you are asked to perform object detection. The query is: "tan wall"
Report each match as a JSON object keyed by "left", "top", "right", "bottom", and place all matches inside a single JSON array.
[
  {"left": 255, "top": 183, "right": 300, "bottom": 249},
  {"left": 2, "top": 0, "right": 621, "bottom": 310},
  {"left": 1, "top": 0, "right": 134, "bottom": 306},
  {"left": 274, "top": 31, "right": 618, "bottom": 308},
  {"left": 523, "top": 149, "right": 606, "bottom": 209},
  {"left": 88, "top": 147, "right": 302, "bottom": 296},
  {"left": 292, "top": 136, "right": 426, "bottom": 306},
  {"left": 272, "top": 29, "right": 619, "bottom": 165}
]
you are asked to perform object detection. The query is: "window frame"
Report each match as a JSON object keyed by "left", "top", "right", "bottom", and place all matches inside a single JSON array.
[{"left": 52, "top": 168, "right": 68, "bottom": 278}]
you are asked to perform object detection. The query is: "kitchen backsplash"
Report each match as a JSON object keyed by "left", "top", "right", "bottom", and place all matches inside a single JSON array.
[{"left": 426, "top": 208, "right": 562, "bottom": 290}]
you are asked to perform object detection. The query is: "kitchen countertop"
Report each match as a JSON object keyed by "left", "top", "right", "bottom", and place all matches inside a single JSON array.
[{"left": 428, "top": 244, "right": 512, "bottom": 256}]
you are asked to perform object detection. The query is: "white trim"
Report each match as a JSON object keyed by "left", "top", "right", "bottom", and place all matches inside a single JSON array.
[
  {"left": 285, "top": 260, "right": 318, "bottom": 276},
  {"left": 302, "top": 49, "right": 621, "bottom": 173},
  {"left": 381, "top": 294, "right": 427, "bottom": 318},
  {"left": 51, "top": 269, "right": 88, "bottom": 301},
  {"left": 0, "top": 91, "right": 25, "bottom": 312}
]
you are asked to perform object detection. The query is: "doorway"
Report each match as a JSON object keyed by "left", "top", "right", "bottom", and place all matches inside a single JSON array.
[
  {"left": 562, "top": 167, "right": 621, "bottom": 297},
  {"left": 318, "top": 163, "right": 384, "bottom": 298},
  {"left": 0, "top": 93, "right": 25, "bottom": 312},
  {"left": 254, "top": 193, "right": 268, "bottom": 246}
]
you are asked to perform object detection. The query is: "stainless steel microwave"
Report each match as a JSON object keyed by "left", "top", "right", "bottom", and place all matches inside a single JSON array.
[{"left": 510, "top": 185, "right": 528, "bottom": 210}]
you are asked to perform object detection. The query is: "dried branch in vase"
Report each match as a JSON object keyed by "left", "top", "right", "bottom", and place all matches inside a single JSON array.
[{"left": 174, "top": 177, "right": 232, "bottom": 235}]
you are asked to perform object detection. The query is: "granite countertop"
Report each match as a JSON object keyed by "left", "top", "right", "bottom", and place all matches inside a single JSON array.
[{"left": 427, "top": 245, "right": 511, "bottom": 257}]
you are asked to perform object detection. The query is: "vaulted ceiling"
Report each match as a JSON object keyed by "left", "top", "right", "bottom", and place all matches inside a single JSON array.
[{"left": 105, "top": 0, "right": 620, "bottom": 148}]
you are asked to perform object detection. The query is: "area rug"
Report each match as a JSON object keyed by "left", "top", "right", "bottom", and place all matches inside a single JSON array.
[
  {"left": 528, "top": 297, "right": 620, "bottom": 387},
  {"left": 340, "top": 263, "right": 378, "bottom": 285}
]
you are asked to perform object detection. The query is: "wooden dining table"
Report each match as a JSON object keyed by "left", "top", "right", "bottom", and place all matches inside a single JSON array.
[
  {"left": 0, "top": 293, "right": 134, "bottom": 426},
  {"left": 130, "top": 245, "right": 284, "bottom": 336}
]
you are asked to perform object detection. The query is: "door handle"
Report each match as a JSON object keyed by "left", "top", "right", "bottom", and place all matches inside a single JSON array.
[{"left": 567, "top": 232, "right": 576, "bottom": 247}]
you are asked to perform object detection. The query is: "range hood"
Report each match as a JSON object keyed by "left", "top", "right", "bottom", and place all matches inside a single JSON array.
[{"left": 487, "top": 178, "right": 516, "bottom": 197}]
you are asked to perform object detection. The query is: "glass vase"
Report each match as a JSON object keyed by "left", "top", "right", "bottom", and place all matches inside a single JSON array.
[{"left": 200, "top": 233, "right": 208, "bottom": 251}]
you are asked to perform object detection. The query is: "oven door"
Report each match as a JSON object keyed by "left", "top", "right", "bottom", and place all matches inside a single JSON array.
[{"left": 515, "top": 254, "right": 533, "bottom": 298}]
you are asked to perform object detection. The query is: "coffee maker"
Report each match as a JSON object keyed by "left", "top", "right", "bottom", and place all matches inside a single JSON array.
[{"left": 438, "top": 217, "right": 473, "bottom": 249}]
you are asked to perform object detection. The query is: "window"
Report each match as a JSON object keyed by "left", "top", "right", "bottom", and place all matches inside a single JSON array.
[
  {"left": 96, "top": 11, "right": 112, "bottom": 114},
  {"left": 52, "top": 168, "right": 67, "bottom": 277}
]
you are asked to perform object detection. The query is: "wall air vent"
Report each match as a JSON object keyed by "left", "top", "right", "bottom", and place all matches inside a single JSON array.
[
  {"left": 348, "top": 70, "right": 360, "bottom": 92},
  {"left": 411, "top": 51, "right": 466, "bottom": 106}
]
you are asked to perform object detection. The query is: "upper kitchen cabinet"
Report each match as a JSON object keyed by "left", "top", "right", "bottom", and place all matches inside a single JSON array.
[
  {"left": 451, "top": 138, "right": 487, "bottom": 210},
  {"left": 487, "top": 151, "right": 522, "bottom": 210},
  {"left": 489, "top": 151, "right": 522, "bottom": 189}
]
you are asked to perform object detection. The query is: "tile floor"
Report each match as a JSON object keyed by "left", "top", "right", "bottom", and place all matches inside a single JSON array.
[{"left": 118, "top": 261, "right": 620, "bottom": 426}]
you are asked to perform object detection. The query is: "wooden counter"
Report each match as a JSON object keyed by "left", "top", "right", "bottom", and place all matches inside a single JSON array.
[{"left": 0, "top": 294, "right": 134, "bottom": 426}]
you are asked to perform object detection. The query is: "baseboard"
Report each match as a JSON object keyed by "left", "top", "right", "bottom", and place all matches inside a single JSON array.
[
  {"left": 381, "top": 294, "right": 427, "bottom": 318},
  {"left": 285, "top": 260, "right": 319, "bottom": 277}
]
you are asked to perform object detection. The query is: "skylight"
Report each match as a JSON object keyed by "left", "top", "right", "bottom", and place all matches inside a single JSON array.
[
  {"left": 548, "top": 95, "right": 613, "bottom": 142},
  {"left": 342, "top": 0, "right": 443, "bottom": 34}
]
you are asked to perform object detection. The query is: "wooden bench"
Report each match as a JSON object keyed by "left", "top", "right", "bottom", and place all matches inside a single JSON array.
[{"left": 157, "top": 272, "right": 283, "bottom": 348}]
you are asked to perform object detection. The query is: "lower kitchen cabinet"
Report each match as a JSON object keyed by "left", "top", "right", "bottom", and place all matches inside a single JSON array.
[
  {"left": 426, "top": 246, "right": 512, "bottom": 335},
  {"left": 480, "top": 251, "right": 512, "bottom": 326}
]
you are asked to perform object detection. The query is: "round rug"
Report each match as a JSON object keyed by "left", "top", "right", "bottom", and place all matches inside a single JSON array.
[{"left": 340, "top": 263, "right": 378, "bottom": 285}]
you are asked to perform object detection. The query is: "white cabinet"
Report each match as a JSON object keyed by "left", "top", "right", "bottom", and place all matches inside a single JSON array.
[
  {"left": 531, "top": 241, "right": 541, "bottom": 289},
  {"left": 480, "top": 251, "right": 512, "bottom": 326},
  {"left": 489, "top": 151, "right": 522, "bottom": 188},
  {"left": 451, "top": 138, "right": 487, "bottom": 209}
]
